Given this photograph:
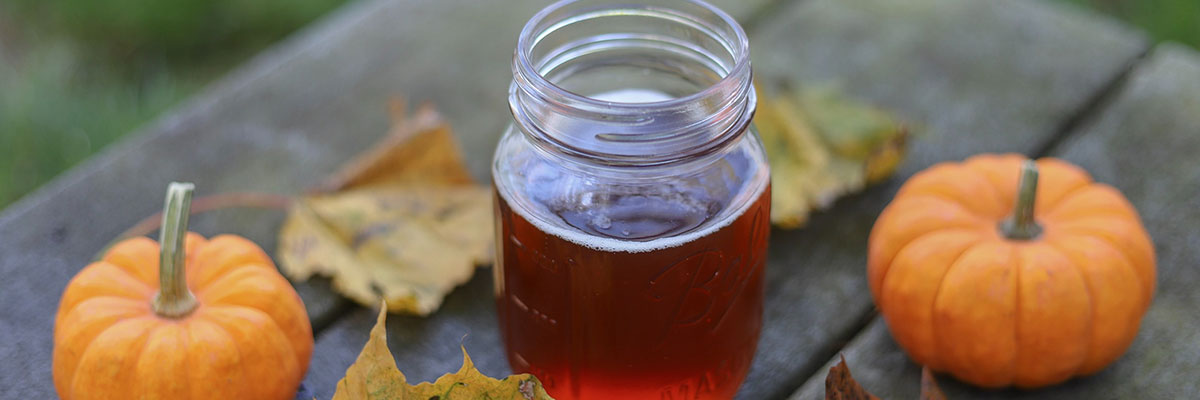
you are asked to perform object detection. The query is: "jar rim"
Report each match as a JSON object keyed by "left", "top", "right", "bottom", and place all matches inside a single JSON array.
[{"left": 514, "top": 0, "right": 751, "bottom": 109}]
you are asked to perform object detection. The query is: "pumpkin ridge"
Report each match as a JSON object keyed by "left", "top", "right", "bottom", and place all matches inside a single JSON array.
[
  {"left": 928, "top": 238, "right": 1004, "bottom": 379},
  {"left": 1042, "top": 241, "right": 1096, "bottom": 377},
  {"left": 197, "top": 268, "right": 292, "bottom": 301},
  {"left": 133, "top": 322, "right": 191, "bottom": 397},
  {"left": 962, "top": 158, "right": 1022, "bottom": 215},
  {"left": 869, "top": 198, "right": 993, "bottom": 301},
  {"left": 1053, "top": 223, "right": 1153, "bottom": 307},
  {"left": 189, "top": 235, "right": 276, "bottom": 288},
  {"left": 1031, "top": 159, "right": 1094, "bottom": 211},
  {"left": 1044, "top": 210, "right": 1137, "bottom": 225},
  {"left": 879, "top": 227, "right": 991, "bottom": 306},
  {"left": 198, "top": 308, "right": 252, "bottom": 398},
  {"left": 68, "top": 316, "right": 157, "bottom": 399},
  {"left": 1008, "top": 243, "right": 1021, "bottom": 386},
  {"left": 203, "top": 306, "right": 302, "bottom": 398},
  {"left": 194, "top": 261, "right": 277, "bottom": 290},
  {"left": 229, "top": 304, "right": 299, "bottom": 362},
  {"left": 56, "top": 263, "right": 154, "bottom": 326},
  {"left": 180, "top": 321, "right": 192, "bottom": 396},
  {"left": 1083, "top": 230, "right": 1151, "bottom": 309},
  {"left": 183, "top": 314, "right": 247, "bottom": 399},
  {"left": 193, "top": 267, "right": 313, "bottom": 369},
  {"left": 176, "top": 321, "right": 193, "bottom": 399},
  {"left": 97, "top": 261, "right": 157, "bottom": 295},
  {"left": 1046, "top": 234, "right": 1146, "bottom": 375},
  {"left": 90, "top": 261, "right": 157, "bottom": 295},
  {"left": 101, "top": 237, "right": 160, "bottom": 285},
  {"left": 1040, "top": 184, "right": 1123, "bottom": 219},
  {"left": 900, "top": 168, "right": 1007, "bottom": 217},
  {"left": 53, "top": 297, "right": 149, "bottom": 396},
  {"left": 58, "top": 296, "right": 147, "bottom": 332},
  {"left": 892, "top": 193, "right": 995, "bottom": 222},
  {"left": 200, "top": 299, "right": 309, "bottom": 369},
  {"left": 191, "top": 262, "right": 279, "bottom": 298},
  {"left": 128, "top": 321, "right": 168, "bottom": 396},
  {"left": 921, "top": 235, "right": 984, "bottom": 371},
  {"left": 1036, "top": 180, "right": 1090, "bottom": 217}
]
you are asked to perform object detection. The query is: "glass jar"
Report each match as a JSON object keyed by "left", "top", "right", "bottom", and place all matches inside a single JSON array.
[{"left": 491, "top": 1, "right": 769, "bottom": 399}]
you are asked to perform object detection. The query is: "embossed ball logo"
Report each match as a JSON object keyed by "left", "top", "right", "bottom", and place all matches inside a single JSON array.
[{"left": 646, "top": 208, "right": 768, "bottom": 342}]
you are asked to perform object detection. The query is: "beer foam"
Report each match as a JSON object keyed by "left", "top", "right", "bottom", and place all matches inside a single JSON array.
[{"left": 498, "top": 176, "right": 768, "bottom": 253}]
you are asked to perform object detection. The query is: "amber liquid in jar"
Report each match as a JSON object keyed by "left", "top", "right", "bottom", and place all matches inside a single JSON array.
[
  {"left": 495, "top": 1, "right": 765, "bottom": 397},
  {"left": 495, "top": 175, "right": 769, "bottom": 400}
]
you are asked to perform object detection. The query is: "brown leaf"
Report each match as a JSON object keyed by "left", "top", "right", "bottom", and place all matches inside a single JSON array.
[
  {"left": 278, "top": 101, "right": 493, "bottom": 315},
  {"left": 920, "top": 367, "right": 947, "bottom": 400},
  {"left": 755, "top": 83, "right": 909, "bottom": 228},
  {"left": 316, "top": 100, "right": 476, "bottom": 192},
  {"left": 825, "top": 355, "right": 881, "bottom": 400},
  {"left": 333, "top": 304, "right": 555, "bottom": 400}
]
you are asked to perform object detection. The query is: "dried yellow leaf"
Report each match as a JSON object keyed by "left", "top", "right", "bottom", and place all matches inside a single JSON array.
[
  {"left": 278, "top": 102, "right": 493, "bottom": 315},
  {"left": 756, "top": 85, "right": 909, "bottom": 228},
  {"left": 333, "top": 305, "right": 554, "bottom": 400},
  {"left": 315, "top": 101, "right": 476, "bottom": 192}
]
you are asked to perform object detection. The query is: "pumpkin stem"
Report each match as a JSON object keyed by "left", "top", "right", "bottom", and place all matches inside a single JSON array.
[
  {"left": 1000, "top": 160, "right": 1043, "bottom": 240},
  {"left": 152, "top": 182, "right": 198, "bottom": 318}
]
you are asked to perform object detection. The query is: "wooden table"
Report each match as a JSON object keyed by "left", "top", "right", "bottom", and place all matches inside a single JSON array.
[{"left": 3, "top": 0, "right": 1198, "bottom": 398}]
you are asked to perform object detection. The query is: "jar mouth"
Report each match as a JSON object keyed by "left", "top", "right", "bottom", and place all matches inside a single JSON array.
[
  {"left": 510, "top": 0, "right": 755, "bottom": 167},
  {"left": 516, "top": 0, "right": 750, "bottom": 109}
]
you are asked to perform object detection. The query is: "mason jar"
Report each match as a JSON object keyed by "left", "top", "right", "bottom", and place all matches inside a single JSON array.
[{"left": 492, "top": 1, "right": 769, "bottom": 398}]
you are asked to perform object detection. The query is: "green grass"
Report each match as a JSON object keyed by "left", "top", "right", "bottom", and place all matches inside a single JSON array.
[
  {"left": 0, "top": 0, "right": 1197, "bottom": 210},
  {"left": 0, "top": 38, "right": 200, "bottom": 207},
  {"left": 1057, "top": 0, "right": 1200, "bottom": 48},
  {"left": 0, "top": 0, "right": 347, "bottom": 208}
]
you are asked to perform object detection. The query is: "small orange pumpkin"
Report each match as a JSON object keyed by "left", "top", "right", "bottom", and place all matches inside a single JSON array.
[
  {"left": 868, "top": 154, "right": 1155, "bottom": 388},
  {"left": 53, "top": 183, "right": 313, "bottom": 399}
]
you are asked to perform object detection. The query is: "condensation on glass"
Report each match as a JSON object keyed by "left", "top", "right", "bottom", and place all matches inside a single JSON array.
[{"left": 492, "top": 1, "right": 769, "bottom": 399}]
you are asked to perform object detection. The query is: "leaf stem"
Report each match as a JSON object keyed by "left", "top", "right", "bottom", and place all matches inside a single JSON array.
[{"left": 117, "top": 192, "right": 293, "bottom": 241}]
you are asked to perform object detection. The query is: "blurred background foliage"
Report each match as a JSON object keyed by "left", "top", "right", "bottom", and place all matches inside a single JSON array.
[
  {"left": 0, "top": 0, "right": 1197, "bottom": 209},
  {"left": 1061, "top": 0, "right": 1200, "bottom": 49},
  {"left": 0, "top": 0, "right": 347, "bottom": 208}
]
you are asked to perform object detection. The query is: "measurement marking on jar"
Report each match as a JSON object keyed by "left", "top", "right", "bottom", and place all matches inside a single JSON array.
[
  {"left": 510, "top": 234, "right": 565, "bottom": 273},
  {"left": 510, "top": 293, "right": 559, "bottom": 327},
  {"left": 512, "top": 352, "right": 558, "bottom": 389}
]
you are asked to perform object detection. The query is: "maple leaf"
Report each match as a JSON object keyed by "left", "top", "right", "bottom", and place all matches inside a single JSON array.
[
  {"left": 277, "top": 101, "right": 492, "bottom": 315},
  {"left": 755, "top": 84, "right": 909, "bottom": 228},
  {"left": 333, "top": 304, "right": 554, "bottom": 400}
]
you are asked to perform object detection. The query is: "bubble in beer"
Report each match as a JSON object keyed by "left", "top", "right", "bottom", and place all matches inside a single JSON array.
[{"left": 590, "top": 213, "right": 612, "bottom": 230}]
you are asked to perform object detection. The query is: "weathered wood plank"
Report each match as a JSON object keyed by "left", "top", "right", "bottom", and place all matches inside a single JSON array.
[
  {"left": 788, "top": 43, "right": 1200, "bottom": 400},
  {"left": 304, "top": 0, "right": 1147, "bottom": 399},
  {"left": 0, "top": 0, "right": 775, "bottom": 397},
  {"left": 735, "top": 0, "right": 1147, "bottom": 398}
]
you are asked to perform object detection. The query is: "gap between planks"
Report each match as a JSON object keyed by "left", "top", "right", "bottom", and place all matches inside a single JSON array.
[{"left": 1033, "top": 46, "right": 1152, "bottom": 158}]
